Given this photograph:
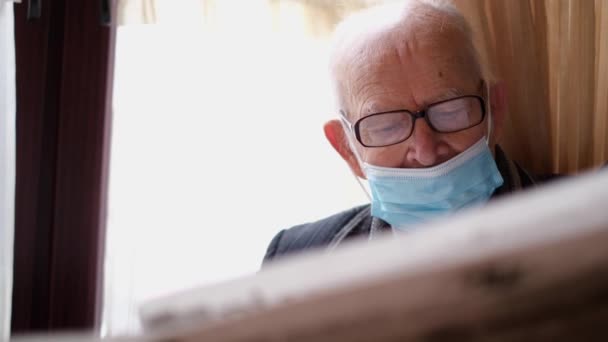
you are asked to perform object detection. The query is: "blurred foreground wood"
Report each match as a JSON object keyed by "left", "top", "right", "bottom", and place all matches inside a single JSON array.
[
  {"left": 137, "top": 170, "right": 608, "bottom": 342},
  {"left": 12, "top": 171, "right": 608, "bottom": 341}
]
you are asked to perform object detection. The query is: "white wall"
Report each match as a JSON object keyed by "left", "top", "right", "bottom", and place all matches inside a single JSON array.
[{"left": 0, "top": 0, "right": 16, "bottom": 339}]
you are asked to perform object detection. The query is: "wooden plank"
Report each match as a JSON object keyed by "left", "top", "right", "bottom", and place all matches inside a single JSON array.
[{"left": 140, "top": 171, "right": 608, "bottom": 341}]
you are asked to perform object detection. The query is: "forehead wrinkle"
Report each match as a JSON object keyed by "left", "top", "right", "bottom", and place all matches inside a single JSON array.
[
  {"left": 346, "top": 42, "right": 416, "bottom": 107},
  {"left": 342, "top": 50, "right": 396, "bottom": 115},
  {"left": 350, "top": 87, "right": 390, "bottom": 120}
]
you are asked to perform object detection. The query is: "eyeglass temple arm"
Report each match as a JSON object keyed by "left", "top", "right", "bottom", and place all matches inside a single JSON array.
[{"left": 338, "top": 110, "right": 354, "bottom": 132}]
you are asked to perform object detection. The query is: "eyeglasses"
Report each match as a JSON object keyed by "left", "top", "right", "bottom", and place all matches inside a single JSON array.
[{"left": 341, "top": 95, "right": 486, "bottom": 148}]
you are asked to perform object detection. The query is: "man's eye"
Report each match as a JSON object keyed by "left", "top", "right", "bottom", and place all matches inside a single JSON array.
[
  {"left": 372, "top": 124, "right": 401, "bottom": 134},
  {"left": 382, "top": 124, "right": 399, "bottom": 131},
  {"left": 433, "top": 110, "right": 464, "bottom": 120}
]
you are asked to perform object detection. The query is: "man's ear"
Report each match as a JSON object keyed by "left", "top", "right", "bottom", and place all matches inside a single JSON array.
[
  {"left": 323, "top": 119, "right": 366, "bottom": 179},
  {"left": 490, "top": 81, "right": 507, "bottom": 142}
]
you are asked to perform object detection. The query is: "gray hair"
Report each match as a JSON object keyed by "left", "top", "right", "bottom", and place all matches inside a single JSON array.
[{"left": 329, "top": 0, "right": 494, "bottom": 110}]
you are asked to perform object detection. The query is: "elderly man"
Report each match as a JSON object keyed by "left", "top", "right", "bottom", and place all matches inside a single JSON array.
[{"left": 264, "top": 0, "right": 538, "bottom": 263}]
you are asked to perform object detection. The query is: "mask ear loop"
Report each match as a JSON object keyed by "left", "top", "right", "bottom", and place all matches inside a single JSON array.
[{"left": 339, "top": 116, "right": 372, "bottom": 201}]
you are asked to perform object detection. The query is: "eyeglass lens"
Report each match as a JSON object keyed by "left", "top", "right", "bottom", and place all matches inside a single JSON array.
[{"left": 357, "top": 96, "right": 483, "bottom": 147}]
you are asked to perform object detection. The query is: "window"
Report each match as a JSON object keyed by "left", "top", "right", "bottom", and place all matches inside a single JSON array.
[{"left": 102, "top": 1, "right": 370, "bottom": 335}]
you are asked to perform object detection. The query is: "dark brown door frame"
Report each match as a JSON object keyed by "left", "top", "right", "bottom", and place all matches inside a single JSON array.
[{"left": 12, "top": 0, "right": 116, "bottom": 333}]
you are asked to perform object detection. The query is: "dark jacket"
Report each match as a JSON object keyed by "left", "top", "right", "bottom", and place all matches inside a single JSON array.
[{"left": 262, "top": 146, "right": 544, "bottom": 265}]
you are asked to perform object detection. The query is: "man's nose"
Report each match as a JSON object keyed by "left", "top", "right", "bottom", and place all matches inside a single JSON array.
[{"left": 405, "top": 119, "right": 442, "bottom": 167}]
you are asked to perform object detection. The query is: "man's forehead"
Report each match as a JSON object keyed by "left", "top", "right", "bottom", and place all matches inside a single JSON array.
[
  {"left": 336, "top": 28, "right": 478, "bottom": 114},
  {"left": 342, "top": 50, "right": 476, "bottom": 113},
  {"left": 343, "top": 21, "right": 472, "bottom": 72}
]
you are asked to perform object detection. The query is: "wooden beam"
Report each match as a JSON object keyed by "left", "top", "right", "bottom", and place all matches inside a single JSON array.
[{"left": 141, "top": 171, "right": 608, "bottom": 341}]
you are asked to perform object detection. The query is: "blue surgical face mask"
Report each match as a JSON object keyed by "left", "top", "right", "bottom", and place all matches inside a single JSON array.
[{"left": 363, "top": 138, "right": 504, "bottom": 230}]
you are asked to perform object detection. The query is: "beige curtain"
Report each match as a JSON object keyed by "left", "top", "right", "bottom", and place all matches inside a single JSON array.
[
  {"left": 118, "top": 0, "right": 157, "bottom": 24},
  {"left": 455, "top": 0, "right": 608, "bottom": 174}
]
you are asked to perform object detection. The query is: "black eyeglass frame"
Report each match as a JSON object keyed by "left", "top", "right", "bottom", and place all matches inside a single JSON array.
[{"left": 340, "top": 94, "right": 487, "bottom": 148}]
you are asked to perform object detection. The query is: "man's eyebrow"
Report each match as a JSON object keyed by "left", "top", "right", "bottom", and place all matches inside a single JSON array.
[
  {"left": 428, "top": 88, "right": 464, "bottom": 103},
  {"left": 353, "top": 88, "right": 467, "bottom": 117}
]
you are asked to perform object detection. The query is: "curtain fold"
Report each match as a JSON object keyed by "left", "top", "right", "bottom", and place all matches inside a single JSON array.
[
  {"left": 593, "top": 0, "right": 608, "bottom": 168},
  {"left": 0, "top": 1, "right": 16, "bottom": 339}
]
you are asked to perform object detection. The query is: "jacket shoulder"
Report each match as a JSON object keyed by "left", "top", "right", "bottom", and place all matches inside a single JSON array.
[{"left": 263, "top": 204, "right": 369, "bottom": 265}]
